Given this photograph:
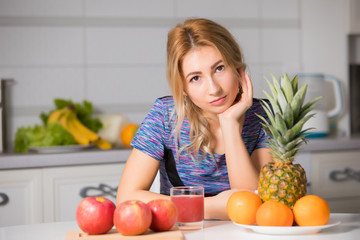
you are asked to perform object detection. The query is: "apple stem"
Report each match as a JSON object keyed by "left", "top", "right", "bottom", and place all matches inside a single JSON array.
[{"left": 96, "top": 197, "right": 105, "bottom": 203}]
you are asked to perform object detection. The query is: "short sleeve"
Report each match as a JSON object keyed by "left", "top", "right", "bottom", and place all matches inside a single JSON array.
[
  {"left": 130, "top": 98, "right": 167, "bottom": 161},
  {"left": 255, "top": 125, "right": 270, "bottom": 149},
  {"left": 253, "top": 99, "right": 271, "bottom": 150}
]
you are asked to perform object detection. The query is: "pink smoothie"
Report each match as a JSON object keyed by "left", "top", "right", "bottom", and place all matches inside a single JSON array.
[{"left": 171, "top": 195, "right": 204, "bottom": 222}]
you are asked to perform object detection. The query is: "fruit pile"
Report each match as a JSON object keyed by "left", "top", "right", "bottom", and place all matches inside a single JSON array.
[
  {"left": 96, "top": 114, "right": 139, "bottom": 148},
  {"left": 227, "top": 190, "right": 330, "bottom": 227},
  {"left": 48, "top": 106, "right": 112, "bottom": 150},
  {"left": 14, "top": 98, "right": 140, "bottom": 152},
  {"left": 76, "top": 197, "right": 177, "bottom": 236},
  {"left": 230, "top": 72, "right": 329, "bottom": 227},
  {"left": 14, "top": 98, "right": 106, "bottom": 153}
]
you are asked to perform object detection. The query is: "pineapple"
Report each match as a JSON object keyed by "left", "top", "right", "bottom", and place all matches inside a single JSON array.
[{"left": 257, "top": 73, "right": 322, "bottom": 208}]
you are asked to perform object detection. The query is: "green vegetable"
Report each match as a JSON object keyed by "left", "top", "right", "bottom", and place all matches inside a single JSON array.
[
  {"left": 14, "top": 122, "right": 77, "bottom": 153},
  {"left": 14, "top": 98, "right": 102, "bottom": 153},
  {"left": 40, "top": 98, "right": 103, "bottom": 132}
]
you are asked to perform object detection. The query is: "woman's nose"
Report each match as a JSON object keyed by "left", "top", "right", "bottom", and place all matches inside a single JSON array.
[{"left": 208, "top": 77, "right": 221, "bottom": 95}]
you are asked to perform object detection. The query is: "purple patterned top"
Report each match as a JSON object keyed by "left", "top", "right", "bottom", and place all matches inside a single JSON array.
[{"left": 131, "top": 96, "right": 270, "bottom": 196}]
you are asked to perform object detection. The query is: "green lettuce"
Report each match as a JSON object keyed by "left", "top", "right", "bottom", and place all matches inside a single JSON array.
[{"left": 14, "top": 122, "right": 77, "bottom": 153}]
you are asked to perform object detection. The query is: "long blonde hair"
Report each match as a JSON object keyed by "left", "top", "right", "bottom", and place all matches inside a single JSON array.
[{"left": 166, "top": 18, "right": 246, "bottom": 159}]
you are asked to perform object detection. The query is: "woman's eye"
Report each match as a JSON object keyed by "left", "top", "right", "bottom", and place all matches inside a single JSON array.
[
  {"left": 216, "top": 65, "right": 225, "bottom": 72},
  {"left": 190, "top": 76, "right": 200, "bottom": 82}
]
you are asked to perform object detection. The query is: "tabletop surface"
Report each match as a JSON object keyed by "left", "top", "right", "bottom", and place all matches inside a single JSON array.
[{"left": 1, "top": 213, "right": 359, "bottom": 240}]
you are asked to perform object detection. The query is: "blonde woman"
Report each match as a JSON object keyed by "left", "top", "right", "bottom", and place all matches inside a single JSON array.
[{"left": 116, "top": 18, "right": 273, "bottom": 220}]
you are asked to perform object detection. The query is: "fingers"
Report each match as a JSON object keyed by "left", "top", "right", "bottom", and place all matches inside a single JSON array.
[
  {"left": 244, "top": 73, "right": 253, "bottom": 100},
  {"left": 239, "top": 72, "right": 253, "bottom": 105}
]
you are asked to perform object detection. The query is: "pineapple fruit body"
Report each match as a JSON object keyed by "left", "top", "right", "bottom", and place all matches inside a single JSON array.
[
  {"left": 257, "top": 73, "right": 321, "bottom": 208},
  {"left": 258, "top": 162, "right": 307, "bottom": 208}
]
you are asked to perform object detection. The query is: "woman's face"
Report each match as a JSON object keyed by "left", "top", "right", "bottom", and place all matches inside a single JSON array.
[{"left": 182, "top": 46, "right": 240, "bottom": 117}]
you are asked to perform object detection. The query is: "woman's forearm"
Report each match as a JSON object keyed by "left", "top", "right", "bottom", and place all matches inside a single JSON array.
[
  {"left": 205, "top": 196, "right": 228, "bottom": 220},
  {"left": 204, "top": 189, "right": 242, "bottom": 220},
  {"left": 221, "top": 121, "right": 259, "bottom": 190}
]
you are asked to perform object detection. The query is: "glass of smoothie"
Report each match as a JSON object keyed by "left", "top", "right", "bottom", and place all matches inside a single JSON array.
[{"left": 170, "top": 186, "right": 204, "bottom": 230}]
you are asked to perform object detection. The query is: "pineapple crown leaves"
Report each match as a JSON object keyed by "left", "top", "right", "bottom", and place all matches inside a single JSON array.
[{"left": 257, "top": 72, "right": 322, "bottom": 153}]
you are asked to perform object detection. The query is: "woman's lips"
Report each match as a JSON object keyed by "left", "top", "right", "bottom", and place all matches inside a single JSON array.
[{"left": 210, "top": 96, "right": 226, "bottom": 106}]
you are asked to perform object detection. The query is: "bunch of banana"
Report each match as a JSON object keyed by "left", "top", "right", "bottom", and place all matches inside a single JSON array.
[{"left": 47, "top": 106, "right": 111, "bottom": 150}]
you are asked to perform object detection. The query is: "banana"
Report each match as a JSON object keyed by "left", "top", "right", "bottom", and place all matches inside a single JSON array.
[
  {"left": 70, "top": 117, "right": 99, "bottom": 142},
  {"left": 69, "top": 115, "right": 112, "bottom": 150},
  {"left": 59, "top": 110, "right": 90, "bottom": 145},
  {"left": 48, "top": 106, "right": 112, "bottom": 150},
  {"left": 94, "top": 138, "right": 112, "bottom": 150},
  {"left": 47, "top": 107, "right": 69, "bottom": 123}
]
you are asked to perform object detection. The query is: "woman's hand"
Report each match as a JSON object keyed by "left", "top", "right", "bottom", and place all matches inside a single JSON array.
[
  {"left": 218, "top": 69, "right": 253, "bottom": 126},
  {"left": 205, "top": 188, "right": 242, "bottom": 220}
]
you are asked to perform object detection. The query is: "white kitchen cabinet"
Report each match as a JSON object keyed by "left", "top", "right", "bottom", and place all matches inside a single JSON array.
[
  {"left": 311, "top": 150, "right": 360, "bottom": 213},
  {"left": 0, "top": 169, "right": 43, "bottom": 227},
  {"left": 42, "top": 163, "right": 161, "bottom": 222},
  {"left": 42, "top": 163, "right": 125, "bottom": 222}
]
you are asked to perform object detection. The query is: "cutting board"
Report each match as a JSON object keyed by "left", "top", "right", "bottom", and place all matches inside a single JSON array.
[{"left": 65, "top": 228, "right": 183, "bottom": 240}]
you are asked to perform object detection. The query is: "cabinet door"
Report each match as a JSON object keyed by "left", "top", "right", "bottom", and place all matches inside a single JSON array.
[
  {"left": 311, "top": 150, "right": 360, "bottom": 212},
  {"left": 326, "top": 196, "right": 360, "bottom": 213},
  {"left": 0, "top": 169, "right": 43, "bottom": 227},
  {"left": 43, "top": 163, "right": 125, "bottom": 222}
]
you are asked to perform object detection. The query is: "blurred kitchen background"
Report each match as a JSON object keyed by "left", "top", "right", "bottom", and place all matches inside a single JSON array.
[
  {"left": 0, "top": 0, "right": 357, "bottom": 152},
  {"left": 1, "top": 0, "right": 360, "bottom": 227}
]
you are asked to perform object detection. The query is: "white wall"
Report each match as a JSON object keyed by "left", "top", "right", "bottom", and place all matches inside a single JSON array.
[
  {"left": 301, "top": 0, "right": 349, "bottom": 137},
  {"left": 0, "top": 0, "right": 350, "bottom": 151}
]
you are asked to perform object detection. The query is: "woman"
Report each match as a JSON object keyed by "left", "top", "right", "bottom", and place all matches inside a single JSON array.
[{"left": 116, "top": 18, "right": 273, "bottom": 220}]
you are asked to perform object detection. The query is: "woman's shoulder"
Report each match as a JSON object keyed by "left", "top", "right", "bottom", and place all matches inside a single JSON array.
[
  {"left": 245, "top": 98, "right": 270, "bottom": 123},
  {"left": 150, "top": 96, "right": 175, "bottom": 112},
  {"left": 157, "top": 96, "right": 174, "bottom": 104},
  {"left": 243, "top": 99, "right": 269, "bottom": 135},
  {"left": 154, "top": 96, "right": 174, "bottom": 107},
  {"left": 250, "top": 98, "right": 268, "bottom": 113},
  {"left": 149, "top": 96, "right": 176, "bottom": 126}
]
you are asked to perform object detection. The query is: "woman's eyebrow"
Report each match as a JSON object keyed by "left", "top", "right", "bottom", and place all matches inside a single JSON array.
[
  {"left": 185, "top": 59, "right": 223, "bottom": 79},
  {"left": 185, "top": 71, "right": 201, "bottom": 80},
  {"left": 211, "top": 60, "right": 223, "bottom": 70}
]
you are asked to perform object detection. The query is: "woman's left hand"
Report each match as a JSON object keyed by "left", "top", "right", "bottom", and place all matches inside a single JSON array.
[
  {"left": 205, "top": 188, "right": 242, "bottom": 220},
  {"left": 218, "top": 69, "right": 253, "bottom": 125}
]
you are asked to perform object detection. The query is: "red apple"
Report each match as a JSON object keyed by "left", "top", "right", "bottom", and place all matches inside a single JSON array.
[
  {"left": 76, "top": 196, "right": 116, "bottom": 235},
  {"left": 113, "top": 200, "right": 152, "bottom": 236},
  {"left": 147, "top": 199, "right": 177, "bottom": 231}
]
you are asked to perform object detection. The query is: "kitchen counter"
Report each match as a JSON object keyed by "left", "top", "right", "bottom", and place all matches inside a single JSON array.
[
  {"left": 0, "top": 148, "right": 132, "bottom": 170},
  {"left": 0, "top": 213, "right": 359, "bottom": 240},
  {"left": 1, "top": 137, "right": 360, "bottom": 170},
  {"left": 300, "top": 136, "right": 360, "bottom": 152}
]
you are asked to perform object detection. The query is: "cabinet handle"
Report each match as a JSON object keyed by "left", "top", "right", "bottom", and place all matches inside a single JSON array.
[
  {"left": 80, "top": 184, "right": 117, "bottom": 198},
  {"left": 0, "top": 192, "right": 9, "bottom": 206},
  {"left": 329, "top": 168, "right": 360, "bottom": 182}
]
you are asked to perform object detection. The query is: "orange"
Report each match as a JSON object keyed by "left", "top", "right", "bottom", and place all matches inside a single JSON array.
[
  {"left": 256, "top": 200, "right": 294, "bottom": 226},
  {"left": 121, "top": 124, "right": 139, "bottom": 148},
  {"left": 226, "top": 190, "right": 262, "bottom": 225},
  {"left": 293, "top": 195, "right": 330, "bottom": 226}
]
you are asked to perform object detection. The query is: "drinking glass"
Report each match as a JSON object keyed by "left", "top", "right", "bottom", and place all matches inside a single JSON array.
[{"left": 170, "top": 186, "right": 204, "bottom": 230}]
